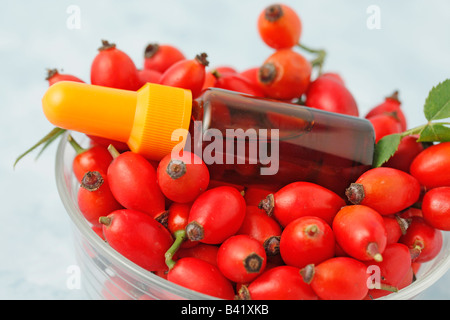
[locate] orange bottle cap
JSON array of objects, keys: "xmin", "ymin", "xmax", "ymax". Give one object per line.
[{"xmin": 42, "ymin": 81, "xmax": 192, "ymax": 160}]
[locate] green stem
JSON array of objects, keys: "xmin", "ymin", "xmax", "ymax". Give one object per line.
[
  {"xmin": 165, "ymin": 229, "xmax": 186, "ymax": 270},
  {"xmin": 67, "ymin": 134, "xmax": 86, "ymax": 155},
  {"xmin": 297, "ymin": 43, "xmax": 327, "ymax": 75}
]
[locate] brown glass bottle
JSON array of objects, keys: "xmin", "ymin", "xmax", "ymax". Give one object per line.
[{"xmin": 186, "ymin": 88, "xmax": 375, "ymax": 197}]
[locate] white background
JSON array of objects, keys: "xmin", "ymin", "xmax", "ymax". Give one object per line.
[{"xmin": 1, "ymin": 0, "xmax": 449, "ymax": 299}]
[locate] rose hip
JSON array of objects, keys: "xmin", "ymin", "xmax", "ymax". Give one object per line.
[
  {"xmin": 99, "ymin": 209, "xmax": 173, "ymax": 272},
  {"xmin": 346, "ymin": 167, "xmax": 421, "ymax": 216},
  {"xmin": 421, "ymin": 187, "xmax": 450, "ymax": 231},
  {"xmin": 186, "ymin": 186, "xmax": 246, "ymax": 244},
  {"xmin": 107, "ymin": 147, "xmax": 165, "ymax": 218},
  {"xmin": 77, "ymin": 171, "xmax": 123, "ymax": 227},
  {"xmin": 332, "ymin": 205, "xmax": 387, "ymax": 262},
  {"xmin": 217, "ymin": 234, "xmax": 267, "ymax": 283},
  {"xmin": 238, "ymin": 265, "xmax": 318, "ymax": 300},
  {"xmin": 259, "ymin": 181, "xmax": 345, "ymax": 227},
  {"xmin": 280, "ymin": 216, "xmax": 335, "ymax": 268},
  {"xmin": 300, "ymin": 257, "xmax": 369, "ymax": 300}
]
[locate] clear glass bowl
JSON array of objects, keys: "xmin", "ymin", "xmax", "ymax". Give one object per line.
[{"xmin": 55, "ymin": 131, "xmax": 450, "ymax": 300}]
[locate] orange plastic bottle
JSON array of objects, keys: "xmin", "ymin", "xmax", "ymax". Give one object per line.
[{"xmin": 42, "ymin": 81, "xmax": 375, "ymax": 196}]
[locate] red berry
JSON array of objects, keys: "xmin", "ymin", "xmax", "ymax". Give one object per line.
[
  {"xmin": 167, "ymin": 202, "xmax": 198, "ymax": 249},
  {"xmin": 257, "ymin": 49, "xmax": 311, "ymax": 100},
  {"xmin": 217, "ymin": 234, "xmax": 267, "ymax": 283},
  {"xmin": 367, "ymin": 112, "xmax": 403, "ymax": 143},
  {"xmin": 409, "ymin": 142, "xmax": 450, "ymax": 189},
  {"xmin": 300, "ymin": 257, "xmax": 369, "ymax": 300},
  {"xmin": 280, "ymin": 216, "xmax": 335, "ymax": 268},
  {"xmin": 259, "ymin": 181, "xmax": 346, "ymax": 227},
  {"xmin": 167, "ymin": 257, "xmax": 235, "ymax": 300},
  {"xmin": 159, "ymin": 53, "xmax": 209, "ymax": 99},
  {"xmin": 236, "ymin": 206, "xmax": 282, "ymax": 256},
  {"xmin": 107, "ymin": 149, "xmax": 165, "ymax": 218},
  {"xmin": 346, "ymin": 167, "xmax": 421, "ymax": 216},
  {"xmin": 421, "ymin": 187, "xmax": 450, "ymax": 231},
  {"xmin": 46, "ymin": 68, "xmax": 84, "ymax": 86},
  {"xmin": 157, "ymin": 151, "xmax": 210, "ymax": 203},
  {"xmin": 213, "ymin": 71, "xmax": 265, "ymax": 97},
  {"xmin": 90, "ymin": 40, "xmax": 141, "ymax": 91},
  {"xmin": 363, "ymin": 243, "xmax": 411, "ymax": 290},
  {"xmin": 305, "ymin": 74, "xmax": 359, "ymax": 117},
  {"xmin": 383, "ymin": 135, "xmax": 426, "ymax": 173},
  {"xmin": 238, "ymin": 266, "xmax": 318, "ymax": 300},
  {"xmin": 143, "ymin": 43, "xmax": 185, "ymax": 73},
  {"xmin": 176, "ymin": 243, "xmax": 219, "ymax": 267},
  {"xmin": 257, "ymin": 4, "xmax": 302, "ymax": 50},
  {"xmin": 399, "ymin": 217, "xmax": 443, "ymax": 263},
  {"xmin": 186, "ymin": 186, "xmax": 246, "ymax": 244},
  {"xmin": 383, "ymin": 215, "xmax": 409, "ymax": 245},
  {"xmin": 77, "ymin": 171, "xmax": 123, "ymax": 227},
  {"xmin": 99, "ymin": 209, "xmax": 173, "ymax": 272},
  {"xmin": 365, "ymin": 91, "xmax": 407, "ymax": 131},
  {"xmin": 332, "ymin": 205, "xmax": 387, "ymax": 262},
  {"xmin": 68, "ymin": 135, "xmax": 113, "ymax": 183},
  {"xmin": 137, "ymin": 68, "xmax": 162, "ymax": 86}
]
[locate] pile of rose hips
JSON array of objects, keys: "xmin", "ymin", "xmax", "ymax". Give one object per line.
[{"xmin": 47, "ymin": 4, "xmax": 450, "ymax": 300}]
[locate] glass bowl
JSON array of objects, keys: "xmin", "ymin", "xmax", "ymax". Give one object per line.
[{"xmin": 55, "ymin": 131, "xmax": 450, "ymax": 300}]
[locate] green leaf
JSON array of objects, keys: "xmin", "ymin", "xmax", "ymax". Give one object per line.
[
  {"xmin": 372, "ymin": 133, "xmax": 403, "ymax": 168},
  {"xmin": 424, "ymin": 79, "xmax": 450, "ymax": 121},
  {"xmin": 418, "ymin": 123, "xmax": 450, "ymax": 142},
  {"xmin": 14, "ymin": 127, "xmax": 66, "ymax": 169}
]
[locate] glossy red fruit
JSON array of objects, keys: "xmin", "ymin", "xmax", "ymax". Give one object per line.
[
  {"xmin": 186, "ymin": 186, "xmax": 246, "ymax": 244},
  {"xmin": 332, "ymin": 205, "xmax": 387, "ymax": 262},
  {"xmin": 236, "ymin": 206, "xmax": 282, "ymax": 256},
  {"xmin": 346, "ymin": 167, "xmax": 421, "ymax": 216},
  {"xmin": 243, "ymin": 185, "xmax": 276, "ymax": 206},
  {"xmin": 176, "ymin": 243, "xmax": 219, "ymax": 267},
  {"xmin": 258, "ymin": 49, "xmax": 311, "ymax": 100},
  {"xmin": 239, "ymin": 67, "xmax": 259, "ymax": 85},
  {"xmin": 383, "ymin": 215, "xmax": 409, "ymax": 245},
  {"xmin": 143, "ymin": 43, "xmax": 185, "ymax": 73},
  {"xmin": 99, "ymin": 209, "xmax": 173, "ymax": 271},
  {"xmin": 364, "ymin": 243, "xmax": 411, "ymax": 289},
  {"xmin": 383, "ymin": 135, "xmax": 426, "ymax": 173},
  {"xmin": 280, "ymin": 216, "xmax": 335, "ymax": 268},
  {"xmin": 77, "ymin": 171, "xmax": 123, "ymax": 227},
  {"xmin": 167, "ymin": 202, "xmax": 197, "ymax": 249},
  {"xmin": 259, "ymin": 181, "xmax": 346, "ymax": 227},
  {"xmin": 319, "ymin": 72, "xmax": 345, "ymax": 85},
  {"xmin": 68, "ymin": 135, "xmax": 113, "ymax": 183},
  {"xmin": 409, "ymin": 142, "xmax": 450, "ymax": 189},
  {"xmin": 365, "ymin": 91, "xmax": 407, "ymax": 131},
  {"xmin": 421, "ymin": 187, "xmax": 450, "ymax": 231},
  {"xmin": 305, "ymin": 74, "xmax": 359, "ymax": 117},
  {"xmin": 157, "ymin": 151, "xmax": 210, "ymax": 204},
  {"xmin": 213, "ymin": 71, "xmax": 265, "ymax": 97},
  {"xmin": 399, "ymin": 217, "xmax": 443, "ymax": 263},
  {"xmin": 107, "ymin": 149, "xmax": 165, "ymax": 218},
  {"xmin": 300, "ymin": 257, "xmax": 369, "ymax": 300},
  {"xmin": 159, "ymin": 53, "xmax": 209, "ymax": 99},
  {"xmin": 137, "ymin": 68, "xmax": 162, "ymax": 86},
  {"xmin": 167, "ymin": 257, "xmax": 235, "ymax": 300},
  {"xmin": 87, "ymin": 135, "xmax": 130, "ymax": 153},
  {"xmin": 367, "ymin": 112, "xmax": 403, "ymax": 143},
  {"xmin": 46, "ymin": 68, "xmax": 84, "ymax": 86},
  {"xmin": 217, "ymin": 234, "xmax": 267, "ymax": 283},
  {"xmin": 257, "ymin": 4, "xmax": 302, "ymax": 50},
  {"xmin": 238, "ymin": 265, "xmax": 318, "ymax": 300},
  {"xmin": 91, "ymin": 40, "xmax": 141, "ymax": 91}
]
